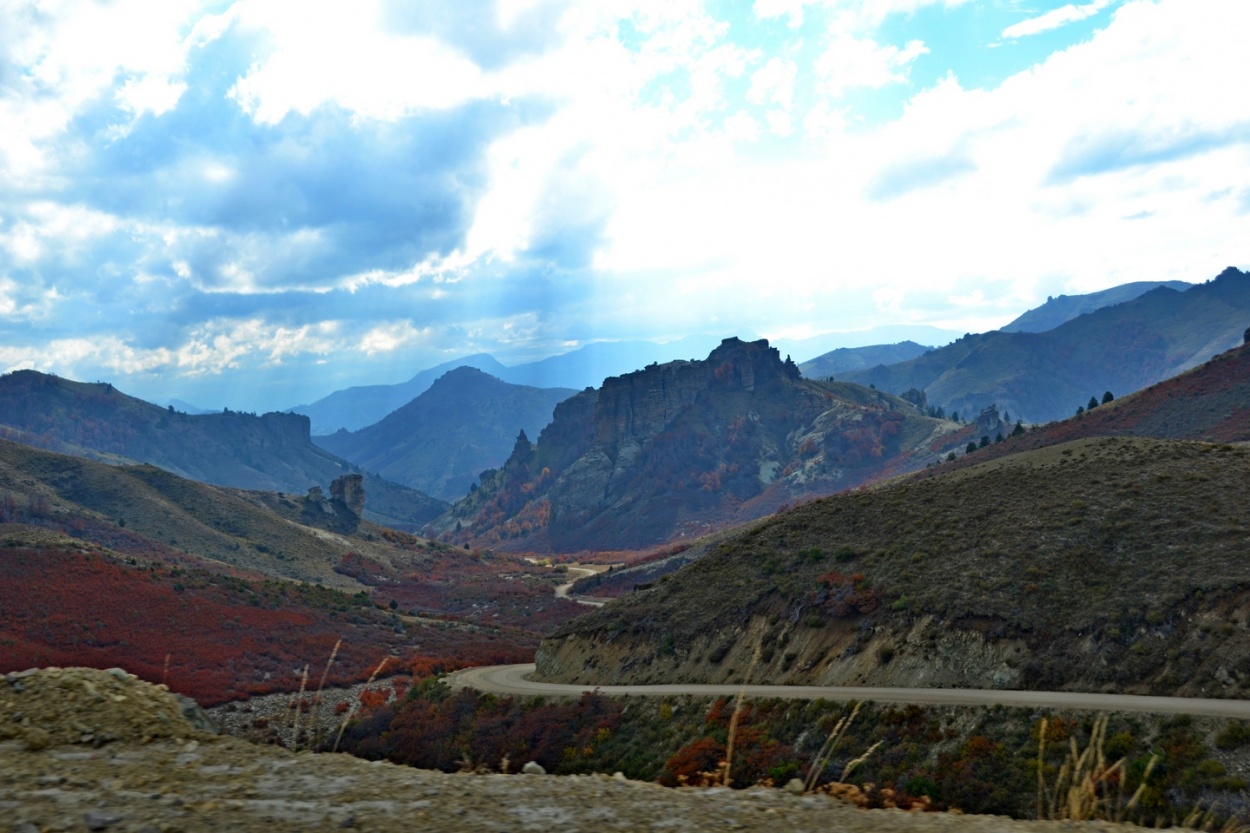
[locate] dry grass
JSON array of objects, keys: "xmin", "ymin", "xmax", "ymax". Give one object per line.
[
  {"xmin": 1037, "ymin": 715, "xmax": 1156, "ymax": 823},
  {"xmin": 332, "ymin": 656, "xmax": 393, "ymax": 753}
]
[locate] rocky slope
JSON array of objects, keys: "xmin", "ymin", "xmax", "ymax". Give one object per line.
[
  {"xmin": 430, "ymin": 338, "xmax": 962, "ymax": 552},
  {"xmin": 842, "ymin": 266, "xmax": 1250, "ymax": 424},
  {"xmin": 315, "ymin": 367, "xmax": 574, "ymax": 501},
  {"xmin": 0, "ymin": 667, "xmax": 1161, "ymax": 833},
  {"xmin": 0, "ymin": 370, "xmax": 445, "ymax": 527},
  {"xmin": 538, "ymin": 436, "xmax": 1250, "ymax": 698}
]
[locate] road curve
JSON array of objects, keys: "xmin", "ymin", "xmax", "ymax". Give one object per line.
[{"xmin": 448, "ymin": 664, "xmax": 1250, "ymax": 718}]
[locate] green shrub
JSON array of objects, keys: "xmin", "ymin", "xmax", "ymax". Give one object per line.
[{"xmin": 1215, "ymin": 721, "xmax": 1250, "ymax": 750}]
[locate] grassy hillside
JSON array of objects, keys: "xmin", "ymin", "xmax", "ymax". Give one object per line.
[{"xmin": 540, "ymin": 435, "xmax": 1250, "ymax": 698}]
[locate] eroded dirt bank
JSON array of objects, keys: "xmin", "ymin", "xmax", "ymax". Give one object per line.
[{"xmin": 0, "ymin": 667, "xmax": 1151, "ymax": 833}]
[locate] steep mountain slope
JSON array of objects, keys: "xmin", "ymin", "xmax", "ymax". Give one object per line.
[
  {"xmin": 1001, "ymin": 280, "xmax": 1192, "ymax": 333},
  {"xmin": 0, "ymin": 371, "xmax": 446, "ymax": 527},
  {"xmin": 842, "ymin": 266, "xmax": 1250, "ymax": 423},
  {"xmin": 430, "ymin": 338, "xmax": 962, "ymax": 552},
  {"xmin": 289, "ymin": 353, "xmax": 510, "ymax": 434},
  {"xmin": 798, "ymin": 341, "xmax": 931, "ymax": 380},
  {"xmin": 315, "ymin": 367, "xmax": 574, "ymax": 501},
  {"xmin": 538, "ymin": 435, "xmax": 1250, "ymax": 700}
]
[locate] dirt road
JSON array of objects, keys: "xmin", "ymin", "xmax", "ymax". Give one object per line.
[
  {"xmin": 554, "ymin": 565, "xmax": 609, "ymax": 607},
  {"xmin": 449, "ymin": 663, "xmax": 1250, "ymax": 717}
]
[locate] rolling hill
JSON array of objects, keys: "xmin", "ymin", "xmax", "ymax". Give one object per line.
[
  {"xmin": 315, "ymin": 367, "xmax": 575, "ymax": 501},
  {"xmin": 0, "ymin": 370, "xmax": 446, "ymax": 527},
  {"xmin": 430, "ymin": 337, "xmax": 964, "ymax": 552},
  {"xmin": 841, "ymin": 266, "xmax": 1250, "ymax": 423}
]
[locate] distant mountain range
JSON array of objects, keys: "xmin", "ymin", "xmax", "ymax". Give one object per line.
[
  {"xmin": 798, "ymin": 341, "xmax": 931, "ymax": 380},
  {"xmin": 0, "ymin": 370, "xmax": 446, "ymax": 527},
  {"xmin": 430, "ymin": 337, "xmax": 964, "ymax": 552},
  {"xmin": 315, "ymin": 367, "xmax": 575, "ymax": 501},
  {"xmin": 289, "ymin": 336, "xmax": 724, "ymax": 434},
  {"xmin": 1000, "ymin": 279, "xmax": 1192, "ymax": 333},
  {"xmin": 840, "ymin": 266, "xmax": 1250, "ymax": 424}
]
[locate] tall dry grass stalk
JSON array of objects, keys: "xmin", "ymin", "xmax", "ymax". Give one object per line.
[
  {"xmin": 805, "ymin": 695, "xmax": 865, "ymax": 790},
  {"xmin": 717, "ymin": 643, "xmax": 762, "ymax": 787},
  {"xmin": 332, "ymin": 656, "xmax": 393, "ymax": 753},
  {"xmin": 288, "ymin": 664, "xmax": 309, "ymax": 750},
  {"xmin": 304, "ymin": 639, "xmax": 342, "ymax": 751},
  {"xmin": 1037, "ymin": 714, "xmax": 1158, "ymax": 823}
]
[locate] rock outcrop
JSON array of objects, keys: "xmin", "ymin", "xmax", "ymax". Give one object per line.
[{"xmin": 430, "ymin": 338, "xmax": 960, "ymax": 552}]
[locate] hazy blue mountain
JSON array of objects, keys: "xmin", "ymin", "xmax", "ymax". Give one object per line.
[
  {"xmin": 162, "ymin": 398, "xmax": 215, "ymax": 415},
  {"xmin": 773, "ymin": 325, "xmax": 962, "ymax": 363},
  {"xmin": 290, "ymin": 353, "xmax": 511, "ymax": 434},
  {"xmin": 840, "ymin": 267, "xmax": 1250, "ymax": 425},
  {"xmin": 798, "ymin": 341, "xmax": 932, "ymax": 380},
  {"xmin": 1002, "ymin": 280, "xmax": 1193, "ymax": 333},
  {"xmin": 315, "ymin": 367, "xmax": 575, "ymax": 501},
  {"xmin": 289, "ymin": 338, "xmax": 726, "ymax": 434}
]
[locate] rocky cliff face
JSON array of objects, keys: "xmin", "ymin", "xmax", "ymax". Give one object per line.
[{"xmin": 431, "ymin": 338, "xmax": 959, "ymax": 552}]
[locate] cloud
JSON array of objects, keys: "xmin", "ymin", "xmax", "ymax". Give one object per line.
[
  {"xmin": 865, "ymin": 149, "xmax": 977, "ymax": 200},
  {"xmin": 814, "ymin": 34, "xmax": 928, "ymax": 98},
  {"xmin": 1, "ymin": 0, "xmax": 1248, "ymax": 411},
  {"xmin": 1002, "ymin": 0, "xmax": 1118, "ymax": 40}
]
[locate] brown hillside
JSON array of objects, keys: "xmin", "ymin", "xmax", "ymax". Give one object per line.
[{"xmin": 539, "ymin": 436, "xmax": 1250, "ymax": 699}]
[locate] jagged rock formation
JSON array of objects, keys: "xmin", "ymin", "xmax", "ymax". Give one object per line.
[
  {"xmin": 329, "ymin": 474, "xmax": 366, "ymax": 516},
  {"xmin": 301, "ymin": 474, "xmax": 366, "ymax": 533},
  {"xmin": 430, "ymin": 338, "xmax": 961, "ymax": 552}
]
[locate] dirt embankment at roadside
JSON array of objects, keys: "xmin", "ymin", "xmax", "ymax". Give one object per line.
[{"xmin": 2, "ymin": 666, "xmax": 1152, "ymax": 833}]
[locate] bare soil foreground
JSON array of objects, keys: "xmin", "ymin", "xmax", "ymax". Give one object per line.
[{"xmin": 0, "ymin": 667, "xmax": 1152, "ymax": 833}]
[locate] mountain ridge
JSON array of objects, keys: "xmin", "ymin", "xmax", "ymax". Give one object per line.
[
  {"xmin": 315, "ymin": 367, "xmax": 575, "ymax": 501},
  {"xmin": 431, "ymin": 337, "xmax": 963, "ymax": 552},
  {"xmin": 841, "ymin": 266, "xmax": 1250, "ymax": 423},
  {"xmin": 0, "ymin": 370, "xmax": 446, "ymax": 528}
]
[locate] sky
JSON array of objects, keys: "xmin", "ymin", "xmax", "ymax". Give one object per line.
[{"xmin": 0, "ymin": 0, "xmax": 1247, "ymax": 411}]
